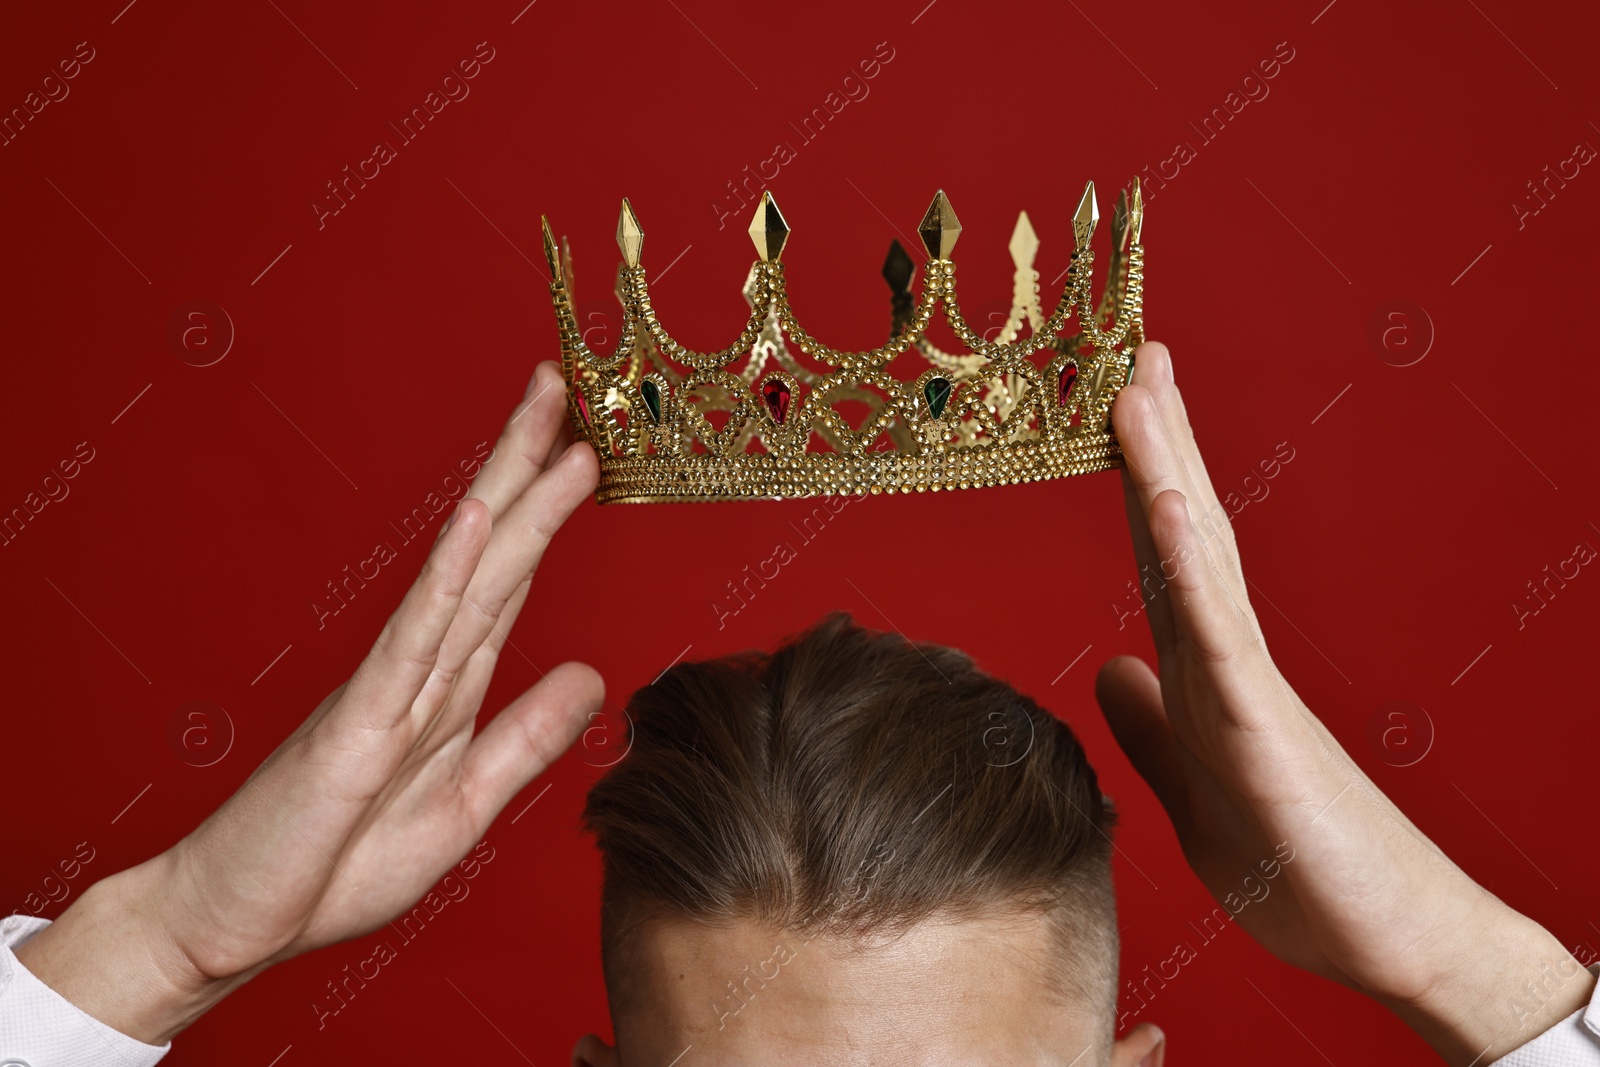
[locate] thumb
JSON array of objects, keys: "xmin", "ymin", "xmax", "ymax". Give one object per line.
[
  {"xmin": 462, "ymin": 660, "xmax": 605, "ymax": 830},
  {"xmin": 1095, "ymin": 656, "xmax": 1185, "ymax": 817}
]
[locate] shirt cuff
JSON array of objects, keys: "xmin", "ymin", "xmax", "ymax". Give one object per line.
[
  {"xmin": 1492, "ymin": 962, "xmax": 1600, "ymax": 1067},
  {"xmin": 0, "ymin": 914, "xmax": 170, "ymax": 1067}
]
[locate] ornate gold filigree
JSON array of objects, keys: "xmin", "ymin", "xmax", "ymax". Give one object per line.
[{"xmin": 542, "ymin": 182, "xmax": 1146, "ymax": 503}]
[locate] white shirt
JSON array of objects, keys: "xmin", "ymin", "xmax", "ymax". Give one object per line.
[
  {"xmin": 2, "ymin": 913, "xmax": 1597, "ymax": 1064},
  {"xmin": 1495, "ymin": 962, "xmax": 1600, "ymax": 1067},
  {"xmin": 0, "ymin": 916, "xmax": 167, "ymax": 1067}
]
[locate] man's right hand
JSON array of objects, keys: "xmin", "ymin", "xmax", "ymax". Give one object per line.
[
  {"xmin": 1095, "ymin": 341, "xmax": 1592, "ymax": 1065},
  {"xmin": 15, "ymin": 361, "xmax": 603, "ymax": 1046}
]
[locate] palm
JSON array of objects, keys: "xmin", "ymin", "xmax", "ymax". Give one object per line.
[
  {"xmin": 286, "ymin": 677, "xmax": 493, "ymax": 951},
  {"xmin": 1149, "ymin": 666, "xmax": 1349, "ymax": 981}
]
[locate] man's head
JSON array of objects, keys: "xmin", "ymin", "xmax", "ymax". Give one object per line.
[{"xmin": 576, "ymin": 613, "xmax": 1160, "ymax": 1066}]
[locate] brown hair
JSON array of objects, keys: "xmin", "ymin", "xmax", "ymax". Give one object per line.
[{"xmin": 582, "ymin": 612, "xmax": 1118, "ymax": 1026}]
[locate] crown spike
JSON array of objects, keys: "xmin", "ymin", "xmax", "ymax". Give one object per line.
[
  {"xmin": 882, "ymin": 239, "xmax": 915, "ymax": 294},
  {"xmin": 918, "ymin": 189, "xmax": 961, "ymax": 260},
  {"xmin": 1008, "ymin": 210, "xmax": 1039, "ymax": 270},
  {"xmin": 616, "ymin": 198, "xmax": 644, "ymax": 268},
  {"xmin": 1072, "ymin": 182, "xmax": 1099, "ymax": 249},
  {"xmin": 1111, "ymin": 189, "xmax": 1129, "ymax": 251},
  {"xmin": 1128, "ymin": 176, "xmax": 1144, "ymax": 246},
  {"xmin": 541, "ymin": 215, "xmax": 560, "ymax": 275},
  {"xmin": 748, "ymin": 191, "xmax": 790, "ymax": 262}
]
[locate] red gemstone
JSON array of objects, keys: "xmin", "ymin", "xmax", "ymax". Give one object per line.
[
  {"xmin": 574, "ymin": 380, "xmax": 590, "ymax": 426},
  {"xmin": 762, "ymin": 377, "xmax": 791, "ymax": 424},
  {"xmin": 1057, "ymin": 362, "xmax": 1078, "ymax": 407}
]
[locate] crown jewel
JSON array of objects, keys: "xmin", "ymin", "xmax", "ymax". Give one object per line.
[{"xmin": 543, "ymin": 182, "xmax": 1145, "ymax": 503}]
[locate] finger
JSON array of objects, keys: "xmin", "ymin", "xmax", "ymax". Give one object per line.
[
  {"xmin": 1114, "ymin": 380, "xmax": 1206, "ymax": 566},
  {"xmin": 466, "ymin": 361, "xmax": 571, "ymax": 521},
  {"xmin": 1113, "ymin": 380, "xmax": 1186, "ymax": 510},
  {"xmin": 434, "ymin": 441, "xmax": 599, "ymax": 676},
  {"xmin": 339, "ymin": 498, "xmax": 493, "ymax": 728},
  {"xmin": 1139, "ymin": 343, "xmax": 1223, "ymax": 515},
  {"xmin": 479, "ymin": 415, "xmax": 578, "ymax": 648},
  {"xmin": 462, "ymin": 660, "xmax": 605, "ymax": 831},
  {"xmin": 1119, "ymin": 462, "xmax": 1177, "ymax": 656},
  {"xmin": 1145, "ymin": 488, "xmax": 1272, "ymax": 719},
  {"xmin": 1134, "ymin": 342, "xmax": 1246, "ymax": 602},
  {"xmin": 1115, "ymin": 379, "xmax": 1261, "ymax": 641},
  {"xmin": 1095, "ymin": 656, "xmax": 1186, "ymax": 819},
  {"xmin": 545, "ymin": 412, "xmax": 576, "ymax": 471},
  {"xmin": 1112, "ymin": 383, "xmax": 1185, "ymax": 656},
  {"xmin": 485, "ymin": 574, "xmax": 533, "ymax": 655}
]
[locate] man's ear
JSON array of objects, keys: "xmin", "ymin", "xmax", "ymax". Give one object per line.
[
  {"xmin": 1110, "ymin": 1022, "xmax": 1165, "ymax": 1067},
  {"xmin": 572, "ymin": 1033, "xmax": 619, "ymax": 1067}
]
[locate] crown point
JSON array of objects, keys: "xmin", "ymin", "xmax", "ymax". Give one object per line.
[
  {"xmin": 918, "ymin": 189, "xmax": 961, "ymax": 260},
  {"xmin": 541, "ymin": 215, "xmax": 559, "ymax": 273},
  {"xmin": 1128, "ymin": 176, "xmax": 1144, "ymax": 245},
  {"xmin": 882, "ymin": 239, "xmax": 915, "ymax": 294},
  {"xmin": 748, "ymin": 191, "xmax": 790, "ymax": 262},
  {"xmin": 1111, "ymin": 189, "xmax": 1129, "ymax": 251},
  {"xmin": 616, "ymin": 198, "xmax": 644, "ymax": 268},
  {"xmin": 1008, "ymin": 210, "xmax": 1039, "ymax": 269},
  {"xmin": 1073, "ymin": 182, "xmax": 1099, "ymax": 249}
]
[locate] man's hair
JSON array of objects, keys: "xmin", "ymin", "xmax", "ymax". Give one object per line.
[{"xmin": 582, "ymin": 612, "xmax": 1119, "ymax": 1030}]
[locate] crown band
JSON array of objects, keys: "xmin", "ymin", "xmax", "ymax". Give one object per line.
[{"xmin": 543, "ymin": 182, "xmax": 1145, "ymax": 504}]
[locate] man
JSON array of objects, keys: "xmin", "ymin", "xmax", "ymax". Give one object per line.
[
  {"xmin": 575, "ymin": 609, "xmax": 1130, "ymax": 1064},
  {"xmin": 4, "ymin": 344, "xmax": 1595, "ymax": 1065}
]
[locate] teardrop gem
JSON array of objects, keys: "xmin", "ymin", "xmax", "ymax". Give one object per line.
[
  {"xmin": 924, "ymin": 376, "xmax": 952, "ymax": 418},
  {"xmin": 761, "ymin": 377, "xmax": 792, "ymax": 424},
  {"xmin": 640, "ymin": 379, "xmax": 663, "ymax": 422},
  {"xmin": 1057, "ymin": 362, "xmax": 1078, "ymax": 407}
]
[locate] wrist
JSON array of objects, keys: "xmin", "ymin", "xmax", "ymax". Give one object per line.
[
  {"xmin": 13, "ymin": 856, "xmax": 232, "ymax": 1044},
  {"xmin": 1381, "ymin": 898, "xmax": 1595, "ymax": 1066}
]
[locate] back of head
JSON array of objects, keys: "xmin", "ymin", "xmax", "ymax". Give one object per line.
[{"xmin": 582, "ymin": 612, "xmax": 1118, "ymax": 1051}]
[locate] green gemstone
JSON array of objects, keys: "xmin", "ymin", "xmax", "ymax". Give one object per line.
[
  {"xmin": 924, "ymin": 376, "xmax": 952, "ymax": 418},
  {"xmin": 640, "ymin": 379, "xmax": 662, "ymax": 422}
]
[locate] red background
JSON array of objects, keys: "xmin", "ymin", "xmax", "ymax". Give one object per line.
[{"xmin": 3, "ymin": 0, "xmax": 1597, "ymax": 1062}]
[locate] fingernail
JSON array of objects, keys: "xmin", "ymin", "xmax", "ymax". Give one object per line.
[
  {"xmin": 524, "ymin": 366, "xmax": 542, "ymax": 399},
  {"xmin": 441, "ymin": 501, "xmax": 464, "ymax": 535},
  {"xmin": 1164, "ymin": 349, "xmax": 1175, "ymax": 383}
]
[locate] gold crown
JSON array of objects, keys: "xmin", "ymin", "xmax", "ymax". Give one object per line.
[{"xmin": 541, "ymin": 180, "xmax": 1145, "ymax": 504}]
